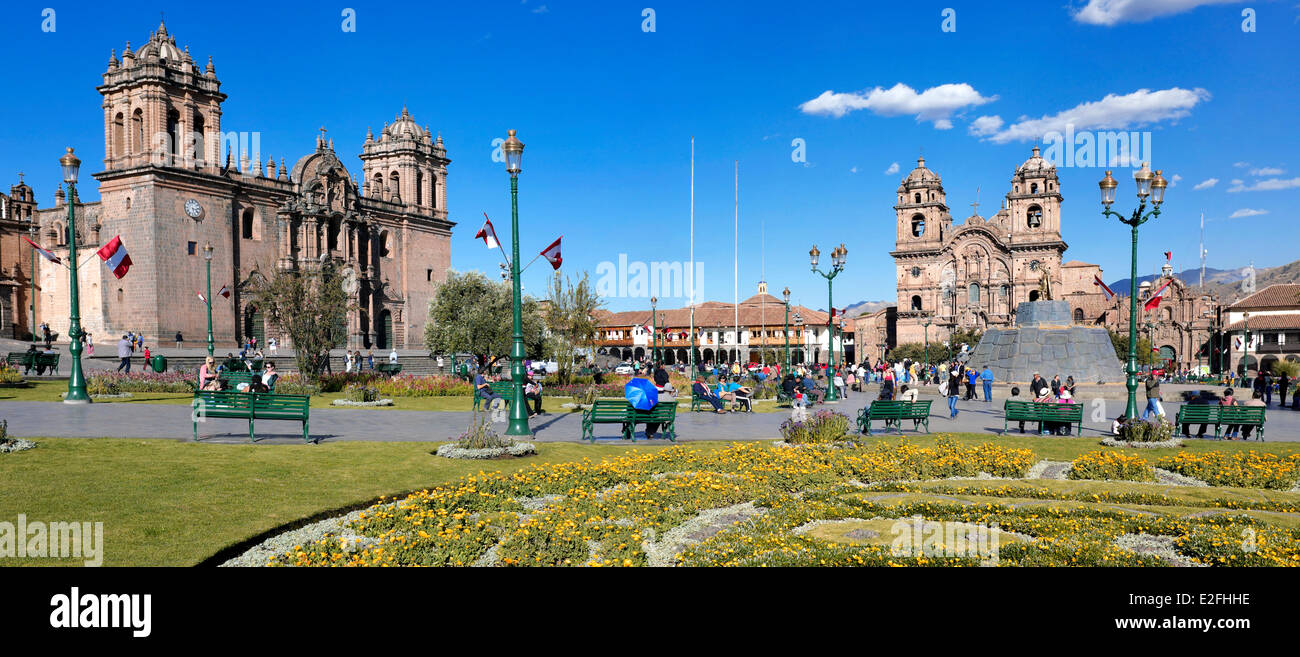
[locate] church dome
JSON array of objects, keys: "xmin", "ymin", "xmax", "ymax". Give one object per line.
[
  {"xmin": 904, "ymin": 157, "xmax": 941, "ymax": 185},
  {"xmin": 136, "ymin": 21, "xmax": 184, "ymax": 62},
  {"xmin": 384, "ymin": 107, "xmax": 423, "ymax": 141},
  {"xmin": 1016, "ymin": 145, "xmax": 1056, "ymax": 176}
]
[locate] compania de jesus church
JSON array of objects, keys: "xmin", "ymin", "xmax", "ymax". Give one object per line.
[
  {"xmin": 14, "ymin": 22, "xmax": 454, "ymax": 349},
  {"xmin": 859, "ymin": 148, "xmax": 1110, "ymax": 347}
]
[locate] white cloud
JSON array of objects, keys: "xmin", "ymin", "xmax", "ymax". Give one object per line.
[
  {"xmin": 1170, "ymin": 174, "xmax": 1183, "ymax": 187},
  {"xmin": 799, "ymin": 83, "xmax": 997, "ymax": 129},
  {"xmin": 1072, "ymin": 0, "xmax": 1247, "ymax": 26},
  {"xmin": 969, "ymin": 115, "xmax": 1005, "ymax": 137},
  {"xmin": 1233, "ymin": 161, "xmax": 1250, "ymax": 168},
  {"xmin": 1250, "ymin": 166, "xmax": 1285, "ymax": 176},
  {"xmin": 884, "ymin": 162, "xmax": 900, "ymax": 175},
  {"xmin": 1229, "ymin": 208, "xmax": 1269, "ymax": 218},
  {"xmin": 1228, "ymin": 177, "xmax": 1300, "ymax": 192},
  {"xmin": 850, "ymin": 166, "xmax": 859, "ymax": 174},
  {"xmin": 973, "ymin": 87, "xmax": 1210, "ymax": 143},
  {"xmin": 1193, "ymin": 177, "xmax": 1219, "ymax": 190}
]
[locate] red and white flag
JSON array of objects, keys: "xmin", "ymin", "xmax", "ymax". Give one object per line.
[
  {"xmin": 1093, "ymin": 274, "xmax": 1116, "ymax": 300},
  {"xmin": 22, "ymin": 237, "xmax": 61, "ymax": 264},
  {"xmin": 218, "ymin": 285, "xmax": 231, "ymax": 299},
  {"xmin": 540, "ymin": 236, "xmax": 562, "ymax": 270},
  {"xmin": 197, "ymin": 291, "xmax": 208, "ymax": 305},
  {"xmin": 1144, "ymin": 278, "xmax": 1173, "ymax": 312},
  {"xmin": 475, "ymin": 212, "xmax": 500, "ymax": 249},
  {"xmin": 1164, "ymin": 251, "xmax": 1173, "ymax": 262},
  {"xmin": 96, "ymin": 235, "xmax": 132, "ymax": 279}
]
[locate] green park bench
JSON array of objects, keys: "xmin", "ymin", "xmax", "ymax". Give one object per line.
[
  {"xmin": 691, "ymin": 387, "xmax": 751, "ymax": 412},
  {"xmin": 857, "ymin": 400, "xmax": 932, "ymax": 435},
  {"xmin": 377, "ymin": 363, "xmax": 403, "ymax": 376},
  {"xmin": 191, "ymin": 390, "xmax": 311, "ymax": 443},
  {"xmin": 472, "ymin": 381, "xmax": 514, "ymax": 411},
  {"xmin": 1004, "ymin": 400, "xmax": 1084, "ymax": 436},
  {"xmin": 222, "ymin": 358, "xmax": 251, "ymax": 373},
  {"xmin": 217, "ymin": 371, "xmax": 275, "ymax": 392},
  {"xmin": 7, "ymin": 351, "xmax": 61, "ymax": 375},
  {"xmin": 1175, "ymin": 405, "xmax": 1267, "ymax": 440},
  {"xmin": 580, "ymin": 399, "xmax": 678, "ymax": 443}
]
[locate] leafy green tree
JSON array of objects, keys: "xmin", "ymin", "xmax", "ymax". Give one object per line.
[
  {"xmin": 545, "ymin": 271, "xmax": 604, "ymax": 383},
  {"xmin": 248, "ymin": 260, "xmax": 352, "ymax": 381},
  {"xmin": 1109, "ymin": 330, "xmax": 1154, "ymax": 367},
  {"xmin": 425, "ymin": 270, "xmax": 545, "ymax": 370}
]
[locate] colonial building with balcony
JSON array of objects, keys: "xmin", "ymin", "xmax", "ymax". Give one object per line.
[{"xmin": 1223, "ymin": 284, "xmax": 1300, "ymax": 375}]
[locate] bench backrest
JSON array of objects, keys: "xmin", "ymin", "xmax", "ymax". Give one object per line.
[
  {"xmin": 193, "ymin": 390, "xmax": 255, "ymax": 410},
  {"xmin": 251, "ymin": 394, "xmax": 310, "ymax": 415},
  {"xmin": 1177, "ymin": 405, "xmax": 1220, "ymax": 420},
  {"xmin": 634, "ymin": 402, "xmax": 678, "ymax": 421},
  {"xmin": 1219, "ymin": 406, "xmax": 1265, "ymax": 422},
  {"xmin": 869, "ymin": 400, "xmax": 931, "ymax": 415},
  {"xmin": 589, "ymin": 399, "xmax": 633, "ymax": 419}
]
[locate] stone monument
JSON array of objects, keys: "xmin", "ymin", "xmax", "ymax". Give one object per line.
[{"xmin": 966, "ymin": 300, "xmax": 1124, "ymax": 384}]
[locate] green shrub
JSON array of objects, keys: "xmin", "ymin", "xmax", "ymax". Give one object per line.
[
  {"xmin": 1117, "ymin": 418, "xmax": 1175, "ymax": 442},
  {"xmin": 455, "ymin": 416, "xmax": 515, "ymax": 449},
  {"xmin": 345, "ymin": 384, "xmax": 380, "ymax": 403},
  {"xmin": 780, "ymin": 410, "xmax": 851, "ymax": 445}
]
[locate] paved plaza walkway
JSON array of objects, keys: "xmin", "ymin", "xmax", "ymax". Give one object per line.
[{"xmin": 3, "ymin": 394, "xmax": 1296, "ymax": 444}]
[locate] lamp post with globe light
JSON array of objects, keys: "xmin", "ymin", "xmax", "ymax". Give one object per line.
[{"xmin": 59, "ymin": 148, "xmax": 90, "ymax": 404}]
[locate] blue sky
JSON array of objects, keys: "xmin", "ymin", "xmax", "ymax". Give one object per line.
[{"xmin": 1, "ymin": 0, "xmax": 1297, "ymax": 312}]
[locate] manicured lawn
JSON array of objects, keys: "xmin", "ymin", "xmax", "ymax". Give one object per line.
[
  {"xmin": 0, "ymin": 437, "xmax": 714, "ymax": 567},
  {"xmin": 890, "ymin": 432, "xmax": 1300, "ymax": 462}
]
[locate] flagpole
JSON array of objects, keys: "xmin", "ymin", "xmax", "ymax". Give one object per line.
[
  {"xmin": 734, "ymin": 159, "xmax": 739, "ymax": 367},
  {"xmin": 689, "ymin": 137, "xmax": 696, "ymax": 378}
]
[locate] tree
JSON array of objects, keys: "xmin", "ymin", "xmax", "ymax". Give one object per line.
[
  {"xmin": 544, "ymin": 271, "xmax": 604, "ymax": 383},
  {"xmin": 425, "ymin": 270, "xmax": 546, "ymax": 370},
  {"xmin": 248, "ymin": 259, "xmax": 352, "ymax": 381},
  {"xmin": 1109, "ymin": 330, "xmax": 1154, "ymax": 367}
]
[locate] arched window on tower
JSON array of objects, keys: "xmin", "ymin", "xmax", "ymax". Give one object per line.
[
  {"xmin": 430, "ymin": 174, "xmax": 438, "ymax": 209},
  {"xmin": 379, "ymin": 230, "xmax": 391, "ymax": 258},
  {"xmin": 911, "ymin": 214, "xmax": 925, "ymax": 237},
  {"xmin": 415, "ymin": 170, "xmax": 423, "ymax": 207},
  {"xmin": 1074, "ymin": 308, "xmax": 1085, "ymax": 323},
  {"xmin": 327, "ymin": 217, "xmax": 341, "ymax": 252},
  {"xmin": 192, "ymin": 112, "xmax": 206, "ymax": 168},
  {"xmin": 389, "ymin": 172, "xmax": 401, "ymax": 201},
  {"xmin": 1027, "ymin": 205, "xmax": 1043, "ymax": 228},
  {"xmin": 911, "ymin": 295, "xmax": 922, "ymax": 311},
  {"xmin": 1031, "ymin": 183, "xmax": 1039, "ymax": 194},
  {"xmin": 241, "ymin": 208, "xmax": 255, "ymax": 240},
  {"xmin": 112, "ymin": 113, "xmax": 125, "ymax": 159},
  {"xmin": 914, "ymin": 193, "xmax": 921, "ymax": 204},
  {"xmin": 373, "ymin": 173, "xmax": 384, "ymax": 198},
  {"xmin": 166, "ymin": 109, "xmax": 180, "ymax": 162},
  {"xmin": 132, "ymin": 109, "xmax": 144, "ymax": 155}
]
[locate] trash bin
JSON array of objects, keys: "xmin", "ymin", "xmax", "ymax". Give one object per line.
[{"xmin": 151, "ymin": 355, "xmax": 167, "ymax": 373}]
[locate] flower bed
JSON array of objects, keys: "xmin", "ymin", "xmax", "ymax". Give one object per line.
[
  {"xmin": 1067, "ymin": 450, "xmax": 1156, "ymax": 482},
  {"xmin": 88, "ymin": 371, "xmax": 196, "ymax": 394},
  {"xmin": 1156, "ymin": 451, "xmax": 1300, "ymax": 490},
  {"xmin": 779, "ymin": 410, "xmax": 851, "ymax": 445}
]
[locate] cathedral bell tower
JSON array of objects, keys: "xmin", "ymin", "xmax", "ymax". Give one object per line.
[
  {"xmin": 98, "ymin": 21, "xmax": 226, "ymax": 173},
  {"xmin": 359, "ymin": 108, "xmax": 450, "ymax": 221}
]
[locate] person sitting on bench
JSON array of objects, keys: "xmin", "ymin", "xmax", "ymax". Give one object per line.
[
  {"xmin": 1236, "ymin": 389, "xmax": 1266, "ymax": 440},
  {"xmin": 801, "ymin": 373, "xmax": 825, "ymax": 405},
  {"xmin": 693, "ymin": 376, "xmax": 728, "ymax": 414},
  {"xmin": 475, "ymin": 370, "xmax": 501, "ymax": 411},
  {"xmin": 879, "ymin": 378, "xmax": 895, "ymax": 401},
  {"xmin": 897, "ymin": 384, "xmax": 923, "ymax": 430}
]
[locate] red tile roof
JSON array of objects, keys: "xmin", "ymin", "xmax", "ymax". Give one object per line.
[{"xmin": 1230, "ymin": 284, "xmax": 1300, "ymax": 310}]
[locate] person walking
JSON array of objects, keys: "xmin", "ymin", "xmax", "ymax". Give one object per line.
[
  {"xmin": 116, "ymin": 335, "xmax": 132, "ymax": 372},
  {"xmin": 1259, "ymin": 371, "xmax": 1273, "ymax": 406},
  {"xmin": 1142, "ymin": 374, "xmax": 1165, "ymax": 420},
  {"xmin": 946, "ymin": 367, "xmax": 962, "ymax": 419},
  {"xmin": 980, "ymin": 366, "xmax": 994, "ymax": 403},
  {"xmin": 268, "ymin": 337, "xmax": 278, "ymax": 356},
  {"xmin": 367, "ymin": 349, "xmax": 375, "ymax": 370}
]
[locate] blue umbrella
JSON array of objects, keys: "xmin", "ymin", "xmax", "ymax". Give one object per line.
[{"xmin": 624, "ymin": 378, "xmax": 659, "ymax": 410}]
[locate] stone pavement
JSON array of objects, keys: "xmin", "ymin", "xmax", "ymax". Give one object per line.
[{"xmin": 2, "ymin": 393, "xmax": 1296, "ymax": 444}]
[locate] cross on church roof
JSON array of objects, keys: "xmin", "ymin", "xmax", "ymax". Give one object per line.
[{"xmin": 16, "ymin": 172, "xmax": 23, "ymax": 184}]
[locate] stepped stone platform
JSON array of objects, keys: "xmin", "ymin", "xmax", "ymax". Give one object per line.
[{"xmin": 967, "ymin": 301, "xmax": 1125, "ymax": 384}]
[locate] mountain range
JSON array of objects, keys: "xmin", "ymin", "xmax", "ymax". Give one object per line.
[{"xmin": 1109, "ymin": 258, "xmax": 1300, "ymax": 305}]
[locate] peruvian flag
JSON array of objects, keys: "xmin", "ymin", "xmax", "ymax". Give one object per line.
[
  {"xmin": 475, "ymin": 212, "xmax": 500, "ymax": 249},
  {"xmin": 1164, "ymin": 251, "xmax": 1173, "ymax": 262},
  {"xmin": 96, "ymin": 235, "xmax": 132, "ymax": 279},
  {"xmin": 1144, "ymin": 278, "xmax": 1173, "ymax": 312},
  {"xmin": 1093, "ymin": 274, "xmax": 1116, "ymax": 300},
  {"xmin": 197, "ymin": 291, "xmax": 208, "ymax": 305},
  {"xmin": 540, "ymin": 236, "xmax": 562, "ymax": 270},
  {"xmin": 218, "ymin": 284, "xmax": 231, "ymax": 299},
  {"xmin": 22, "ymin": 237, "xmax": 61, "ymax": 264}
]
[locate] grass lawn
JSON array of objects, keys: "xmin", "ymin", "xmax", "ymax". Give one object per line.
[{"xmin": 0, "ymin": 437, "xmax": 715, "ymax": 567}]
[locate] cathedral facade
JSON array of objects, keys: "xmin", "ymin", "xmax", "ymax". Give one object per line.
[
  {"xmin": 31, "ymin": 22, "xmax": 453, "ymax": 350},
  {"xmin": 884, "ymin": 148, "xmax": 1108, "ymax": 346}
]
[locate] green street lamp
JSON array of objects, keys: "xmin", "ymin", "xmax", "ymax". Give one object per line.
[
  {"xmin": 782, "ymin": 287, "xmax": 792, "ymax": 370},
  {"xmin": 60, "ymin": 148, "xmax": 90, "ymax": 404},
  {"xmin": 923, "ymin": 318, "xmax": 932, "ymax": 370},
  {"xmin": 1242, "ymin": 311, "xmax": 1252, "ymax": 378},
  {"xmin": 502, "ymin": 130, "xmax": 531, "ymax": 437},
  {"xmin": 810, "ymin": 243, "xmax": 846, "ymax": 401},
  {"xmin": 1100, "ymin": 164, "xmax": 1167, "ymax": 420},
  {"xmin": 203, "ymin": 242, "xmax": 215, "ymax": 357},
  {"xmin": 650, "ymin": 296, "xmax": 658, "ymax": 365},
  {"xmin": 28, "ymin": 221, "xmax": 37, "ymax": 348}
]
